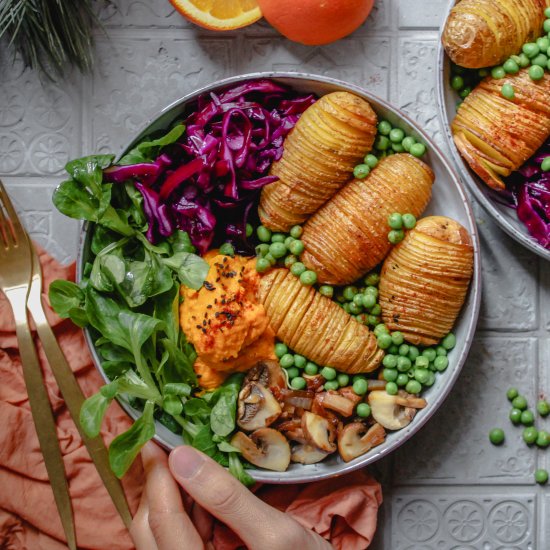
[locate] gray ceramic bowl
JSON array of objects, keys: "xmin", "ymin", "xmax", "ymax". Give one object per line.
[
  {"xmin": 437, "ymin": 1, "xmax": 550, "ymax": 261},
  {"xmin": 78, "ymin": 72, "xmax": 481, "ymax": 483}
]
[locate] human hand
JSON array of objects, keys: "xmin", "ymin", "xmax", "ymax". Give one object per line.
[{"xmin": 130, "ymin": 442, "xmax": 333, "ymax": 550}]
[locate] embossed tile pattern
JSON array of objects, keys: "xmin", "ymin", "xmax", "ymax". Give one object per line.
[{"xmin": 1, "ymin": 0, "xmax": 549, "ymax": 547}]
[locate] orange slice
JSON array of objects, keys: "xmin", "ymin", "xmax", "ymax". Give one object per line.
[{"xmin": 170, "ymin": 0, "xmax": 262, "ymax": 30}]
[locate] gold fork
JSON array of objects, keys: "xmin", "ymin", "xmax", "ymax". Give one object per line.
[{"xmin": 0, "ymin": 180, "xmax": 77, "ymax": 550}]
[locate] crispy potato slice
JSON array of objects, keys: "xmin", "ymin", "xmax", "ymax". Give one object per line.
[
  {"xmin": 452, "ymin": 69, "xmax": 550, "ymax": 190},
  {"xmin": 379, "ymin": 216, "xmax": 474, "ymax": 346},
  {"xmin": 442, "ymin": 0, "xmax": 549, "ymax": 68},
  {"xmin": 259, "ymin": 269, "xmax": 383, "ymax": 373},
  {"xmin": 259, "ymin": 91, "xmax": 377, "ymax": 231},
  {"xmin": 301, "ymin": 154, "xmax": 434, "ymax": 285}
]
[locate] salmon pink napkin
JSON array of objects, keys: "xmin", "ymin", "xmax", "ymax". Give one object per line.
[{"xmin": 0, "ymin": 246, "xmax": 382, "ymax": 550}]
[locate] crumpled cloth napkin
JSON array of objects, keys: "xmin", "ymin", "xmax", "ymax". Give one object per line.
[{"xmin": 0, "ymin": 246, "xmax": 382, "ymax": 550}]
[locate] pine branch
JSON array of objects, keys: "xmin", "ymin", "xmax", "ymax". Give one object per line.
[{"xmin": 0, "ymin": 0, "xmax": 103, "ymax": 80}]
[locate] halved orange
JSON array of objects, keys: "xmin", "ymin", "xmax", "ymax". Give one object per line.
[{"xmin": 170, "ymin": 0, "xmax": 262, "ymax": 31}]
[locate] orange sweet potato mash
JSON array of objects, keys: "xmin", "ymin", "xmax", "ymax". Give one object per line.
[{"xmin": 180, "ymin": 251, "xmax": 275, "ymax": 389}]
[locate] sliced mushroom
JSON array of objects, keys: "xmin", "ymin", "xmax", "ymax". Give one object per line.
[
  {"xmin": 291, "ymin": 443, "xmax": 331, "ymax": 464},
  {"xmin": 367, "ymin": 391, "xmax": 427, "ymax": 430},
  {"xmin": 243, "ymin": 360, "xmax": 286, "ymax": 390},
  {"xmin": 321, "ymin": 391, "xmax": 356, "ymax": 417},
  {"xmin": 237, "ymin": 383, "xmax": 282, "ymax": 431},
  {"xmin": 277, "ymin": 419, "xmax": 306, "ymax": 443},
  {"xmin": 231, "ymin": 428, "xmax": 291, "ymax": 472},
  {"xmin": 301, "ymin": 411, "xmax": 337, "ymax": 452},
  {"xmin": 337, "ymin": 422, "xmax": 386, "ymax": 462}
]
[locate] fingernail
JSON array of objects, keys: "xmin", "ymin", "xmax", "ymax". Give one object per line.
[{"xmin": 169, "ymin": 446, "xmax": 205, "ymax": 480}]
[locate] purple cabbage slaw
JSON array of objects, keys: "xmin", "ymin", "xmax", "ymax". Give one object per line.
[
  {"xmin": 104, "ymin": 80, "xmax": 316, "ymax": 253},
  {"xmin": 505, "ymin": 141, "xmax": 550, "ymax": 249}
]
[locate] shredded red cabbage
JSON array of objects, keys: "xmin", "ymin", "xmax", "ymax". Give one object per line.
[
  {"xmin": 506, "ymin": 142, "xmax": 550, "ymax": 249},
  {"xmin": 109, "ymin": 80, "xmax": 316, "ymax": 253}
]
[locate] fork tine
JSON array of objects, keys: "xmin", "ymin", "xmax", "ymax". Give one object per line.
[{"xmin": 0, "ymin": 179, "xmax": 23, "ymax": 245}]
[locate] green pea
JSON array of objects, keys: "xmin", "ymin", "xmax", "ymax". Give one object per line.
[
  {"xmin": 270, "ymin": 233, "xmax": 284, "ymax": 244},
  {"xmin": 321, "ymin": 366, "xmax": 337, "ymax": 381},
  {"xmin": 285, "ymin": 367, "xmax": 299, "ymax": 380},
  {"xmin": 501, "ymin": 83, "xmax": 515, "ymax": 99},
  {"xmin": 536, "ymin": 430, "xmax": 550, "ymax": 448},
  {"xmin": 398, "ymin": 344, "xmax": 410, "ymax": 356},
  {"xmin": 256, "ymin": 243, "xmax": 269, "ymax": 257},
  {"xmin": 529, "ymin": 65, "xmax": 545, "ymax": 80},
  {"xmin": 509, "ymin": 408, "xmax": 522, "ymax": 424},
  {"xmin": 388, "ymin": 344, "xmax": 399, "ymax": 355},
  {"xmin": 544, "ymin": 19, "xmax": 550, "ymax": 33},
  {"xmin": 442, "ymin": 333, "xmax": 456, "ymax": 350},
  {"xmin": 343, "ymin": 286, "xmax": 358, "ymax": 301},
  {"xmin": 291, "ymin": 354, "xmax": 305, "ymax": 369},
  {"xmin": 537, "ymin": 36, "xmax": 550, "ymax": 51},
  {"xmin": 410, "ymin": 143, "xmax": 427, "ymax": 157},
  {"xmin": 436, "ymin": 346, "xmax": 447, "ymax": 357},
  {"xmin": 459, "ymin": 87, "xmax": 472, "ymax": 99},
  {"xmin": 343, "ymin": 303, "xmax": 351, "ymax": 313},
  {"xmin": 280, "ymin": 353, "xmax": 295, "ymax": 368},
  {"xmin": 370, "ymin": 304, "xmax": 381, "ymax": 316},
  {"xmin": 512, "ymin": 395, "xmax": 528, "ymax": 410},
  {"xmin": 422, "ymin": 348, "xmax": 437, "ymax": 362},
  {"xmin": 516, "ymin": 52, "xmax": 530, "ymax": 67},
  {"xmin": 290, "ymin": 225, "xmax": 303, "ymax": 238},
  {"xmin": 388, "ymin": 229, "xmax": 405, "ymax": 244},
  {"xmin": 502, "ymin": 58, "xmax": 519, "ymax": 74},
  {"xmin": 537, "ymin": 400, "xmax": 550, "ymax": 416},
  {"xmin": 523, "ymin": 42, "xmax": 540, "ymax": 58},
  {"xmin": 424, "ymin": 371, "xmax": 436, "ymax": 386},
  {"xmin": 352, "ymin": 378, "xmax": 368, "ymax": 395},
  {"xmin": 324, "ymin": 380, "xmax": 339, "ymax": 391},
  {"xmin": 356, "ymin": 403, "xmax": 371, "ymax": 418},
  {"xmin": 408, "ymin": 346, "xmax": 420, "ymax": 361},
  {"xmin": 386, "ymin": 382, "xmax": 398, "ymax": 395},
  {"xmin": 353, "ymin": 164, "xmax": 371, "ymax": 179},
  {"xmin": 319, "ymin": 285, "xmax": 334, "ymax": 298},
  {"xmin": 257, "ymin": 225, "xmax": 272, "ymax": 242},
  {"xmin": 219, "ymin": 242, "xmax": 235, "ymax": 256},
  {"xmin": 382, "ymin": 355, "xmax": 397, "ymax": 369},
  {"xmin": 523, "ymin": 426, "xmax": 538, "ymax": 444},
  {"xmin": 264, "ymin": 253, "xmax": 276, "ymax": 266},
  {"xmin": 389, "ymin": 128, "xmax": 405, "ymax": 143},
  {"xmin": 269, "ymin": 242, "xmax": 287, "ymax": 259},
  {"xmin": 361, "ymin": 293, "xmax": 376, "ymax": 309},
  {"xmin": 545, "ymin": 7, "xmax": 550, "ymax": 17},
  {"xmin": 391, "ymin": 142, "xmax": 405, "ymax": 153},
  {"xmin": 274, "ymin": 342, "xmax": 288, "ymax": 358},
  {"xmin": 541, "ymin": 157, "xmax": 550, "ymax": 172},
  {"xmin": 414, "ymin": 368, "xmax": 430, "ymax": 384},
  {"xmin": 535, "ymin": 469, "xmax": 549, "ymax": 484},
  {"xmin": 256, "ymin": 257, "xmax": 271, "ymax": 273},
  {"xmin": 415, "ymin": 356, "xmax": 429, "ymax": 369},
  {"xmin": 290, "ymin": 262, "xmax": 306, "ymax": 276},
  {"xmin": 337, "ymin": 373, "xmax": 350, "ymax": 387},
  {"xmin": 402, "ymin": 136, "xmax": 416, "ymax": 152},
  {"xmin": 531, "ymin": 53, "xmax": 548, "ymax": 67},
  {"xmin": 245, "ymin": 223, "xmax": 253, "ymax": 237},
  {"xmin": 391, "ymin": 331, "xmax": 404, "ymax": 345},
  {"xmin": 378, "ymin": 120, "xmax": 392, "ymax": 135},
  {"xmin": 491, "ymin": 66, "xmax": 506, "ymax": 79},
  {"xmin": 364, "ymin": 154, "xmax": 378, "ymax": 169},
  {"xmin": 388, "ymin": 212, "xmax": 404, "ymax": 229},
  {"xmin": 375, "ymin": 135, "xmax": 390, "ymax": 151},
  {"xmin": 434, "ymin": 356, "xmax": 449, "ymax": 371},
  {"xmin": 289, "ymin": 239, "xmax": 304, "ymax": 256},
  {"xmin": 397, "ymin": 356, "xmax": 412, "ymax": 372},
  {"xmin": 300, "ymin": 270, "xmax": 317, "ymax": 286},
  {"xmin": 383, "ymin": 368, "xmax": 398, "ymax": 382},
  {"xmin": 521, "ymin": 410, "xmax": 535, "ymax": 426},
  {"xmin": 352, "ymin": 294, "xmax": 364, "ymax": 307},
  {"xmin": 506, "ymin": 387, "xmax": 519, "ymax": 401},
  {"xmin": 304, "ymin": 362, "xmax": 318, "ymax": 375},
  {"xmin": 356, "ymin": 313, "xmax": 368, "ymax": 324},
  {"xmin": 349, "ymin": 302, "xmax": 362, "ymax": 315},
  {"xmin": 368, "ymin": 315, "xmax": 380, "ymax": 326},
  {"xmin": 404, "ymin": 380, "xmax": 420, "ymax": 394},
  {"xmin": 489, "ymin": 428, "xmax": 505, "ymax": 445},
  {"xmin": 290, "ymin": 376, "xmax": 306, "ymax": 390},
  {"xmin": 365, "ymin": 285, "xmax": 379, "ymax": 298},
  {"xmin": 284, "ymin": 236, "xmax": 295, "ymax": 248},
  {"xmin": 396, "ymin": 373, "xmax": 409, "ymax": 386},
  {"xmin": 284, "ymin": 255, "xmax": 298, "ymax": 268},
  {"xmin": 402, "ymin": 213, "xmax": 417, "ymax": 229},
  {"xmin": 374, "ymin": 323, "xmax": 389, "ymax": 337},
  {"xmin": 377, "ymin": 333, "xmax": 393, "ymax": 350},
  {"xmin": 352, "ymin": 374, "xmax": 366, "ymax": 383},
  {"xmin": 451, "ymin": 75, "xmax": 464, "ymax": 90}
]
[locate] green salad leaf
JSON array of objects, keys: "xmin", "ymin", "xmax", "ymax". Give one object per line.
[{"xmin": 119, "ymin": 125, "xmax": 186, "ymax": 165}]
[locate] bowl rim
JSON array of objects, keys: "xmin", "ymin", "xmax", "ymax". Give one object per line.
[
  {"xmin": 77, "ymin": 71, "xmax": 482, "ymax": 483},
  {"xmin": 436, "ymin": 1, "xmax": 550, "ymax": 262}
]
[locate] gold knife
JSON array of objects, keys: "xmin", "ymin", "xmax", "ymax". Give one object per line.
[{"xmin": 26, "ymin": 241, "xmax": 133, "ymax": 529}]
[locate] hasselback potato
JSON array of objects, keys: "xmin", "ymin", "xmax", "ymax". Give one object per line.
[
  {"xmin": 378, "ymin": 216, "xmax": 474, "ymax": 346},
  {"xmin": 442, "ymin": 0, "xmax": 549, "ymax": 69},
  {"xmin": 258, "ymin": 269, "xmax": 383, "ymax": 373},
  {"xmin": 258, "ymin": 91, "xmax": 378, "ymax": 231},
  {"xmin": 452, "ymin": 70, "xmax": 550, "ymax": 190},
  {"xmin": 300, "ymin": 154, "xmax": 434, "ymax": 285}
]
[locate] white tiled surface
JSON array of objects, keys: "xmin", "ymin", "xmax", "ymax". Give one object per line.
[{"xmin": 1, "ymin": 0, "xmax": 549, "ymax": 547}]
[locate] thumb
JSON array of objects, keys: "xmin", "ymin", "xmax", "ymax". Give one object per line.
[{"xmin": 168, "ymin": 446, "xmax": 315, "ymax": 550}]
